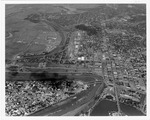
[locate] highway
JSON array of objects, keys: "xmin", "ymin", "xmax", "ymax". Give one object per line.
[
  {"xmin": 6, "ymin": 66, "xmax": 105, "ymax": 116},
  {"xmin": 6, "ymin": 18, "xmax": 107, "ymax": 116},
  {"xmin": 28, "ymin": 74, "xmax": 105, "ymax": 116}
]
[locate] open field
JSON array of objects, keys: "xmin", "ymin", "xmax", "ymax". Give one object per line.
[{"xmin": 6, "ymin": 6, "xmax": 62, "ymax": 60}]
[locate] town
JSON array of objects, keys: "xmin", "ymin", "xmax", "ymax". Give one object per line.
[{"xmin": 5, "ymin": 4, "xmax": 146, "ymax": 116}]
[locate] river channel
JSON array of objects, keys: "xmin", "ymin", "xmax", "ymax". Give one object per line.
[{"xmin": 90, "ymin": 100, "xmax": 144, "ymax": 116}]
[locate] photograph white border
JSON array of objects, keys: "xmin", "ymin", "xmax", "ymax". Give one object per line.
[{"xmin": 1, "ymin": 0, "xmax": 149, "ymax": 120}]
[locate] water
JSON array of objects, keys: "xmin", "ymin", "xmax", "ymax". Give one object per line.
[{"xmin": 90, "ymin": 100, "xmax": 144, "ymax": 116}]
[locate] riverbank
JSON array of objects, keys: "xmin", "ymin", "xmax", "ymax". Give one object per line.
[{"xmin": 90, "ymin": 99, "xmax": 145, "ymax": 116}]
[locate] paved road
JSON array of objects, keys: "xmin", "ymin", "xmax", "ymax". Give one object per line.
[
  {"xmin": 28, "ymin": 74, "xmax": 105, "ymax": 116},
  {"xmin": 7, "ymin": 18, "xmax": 107, "ymax": 116}
]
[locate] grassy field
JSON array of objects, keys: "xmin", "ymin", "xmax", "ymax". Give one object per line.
[
  {"xmin": 6, "ymin": 5, "xmax": 62, "ymax": 60},
  {"xmin": 24, "ymin": 44, "xmax": 46, "ymax": 54},
  {"xmin": 6, "ymin": 42, "xmax": 28, "ymax": 60}
]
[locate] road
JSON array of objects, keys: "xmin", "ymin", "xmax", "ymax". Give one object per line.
[
  {"xmin": 28, "ymin": 74, "xmax": 105, "ymax": 116},
  {"xmin": 6, "ymin": 18, "xmax": 107, "ymax": 116},
  {"xmin": 14, "ymin": 19, "xmax": 67, "ymax": 61},
  {"xmin": 6, "ymin": 67, "xmax": 105, "ymax": 116}
]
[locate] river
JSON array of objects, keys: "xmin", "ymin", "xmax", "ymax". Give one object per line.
[{"xmin": 90, "ymin": 100, "xmax": 144, "ymax": 116}]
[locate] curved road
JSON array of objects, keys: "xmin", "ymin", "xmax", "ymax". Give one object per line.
[
  {"xmin": 8, "ymin": 19, "xmax": 106, "ymax": 116},
  {"xmin": 17, "ymin": 19, "xmax": 67, "ymax": 59},
  {"xmin": 28, "ymin": 74, "xmax": 105, "ymax": 116}
]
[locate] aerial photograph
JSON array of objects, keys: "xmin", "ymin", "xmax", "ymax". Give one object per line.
[{"xmin": 5, "ymin": 4, "xmax": 146, "ymax": 116}]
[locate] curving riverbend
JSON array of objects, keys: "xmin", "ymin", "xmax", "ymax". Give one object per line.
[{"xmin": 90, "ymin": 100, "xmax": 145, "ymax": 116}]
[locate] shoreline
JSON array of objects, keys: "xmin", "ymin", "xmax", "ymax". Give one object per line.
[{"xmin": 90, "ymin": 98, "xmax": 145, "ymax": 116}]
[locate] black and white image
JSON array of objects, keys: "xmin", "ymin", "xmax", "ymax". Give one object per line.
[{"xmin": 5, "ymin": 4, "xmax": 146, "ymax": 116}]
